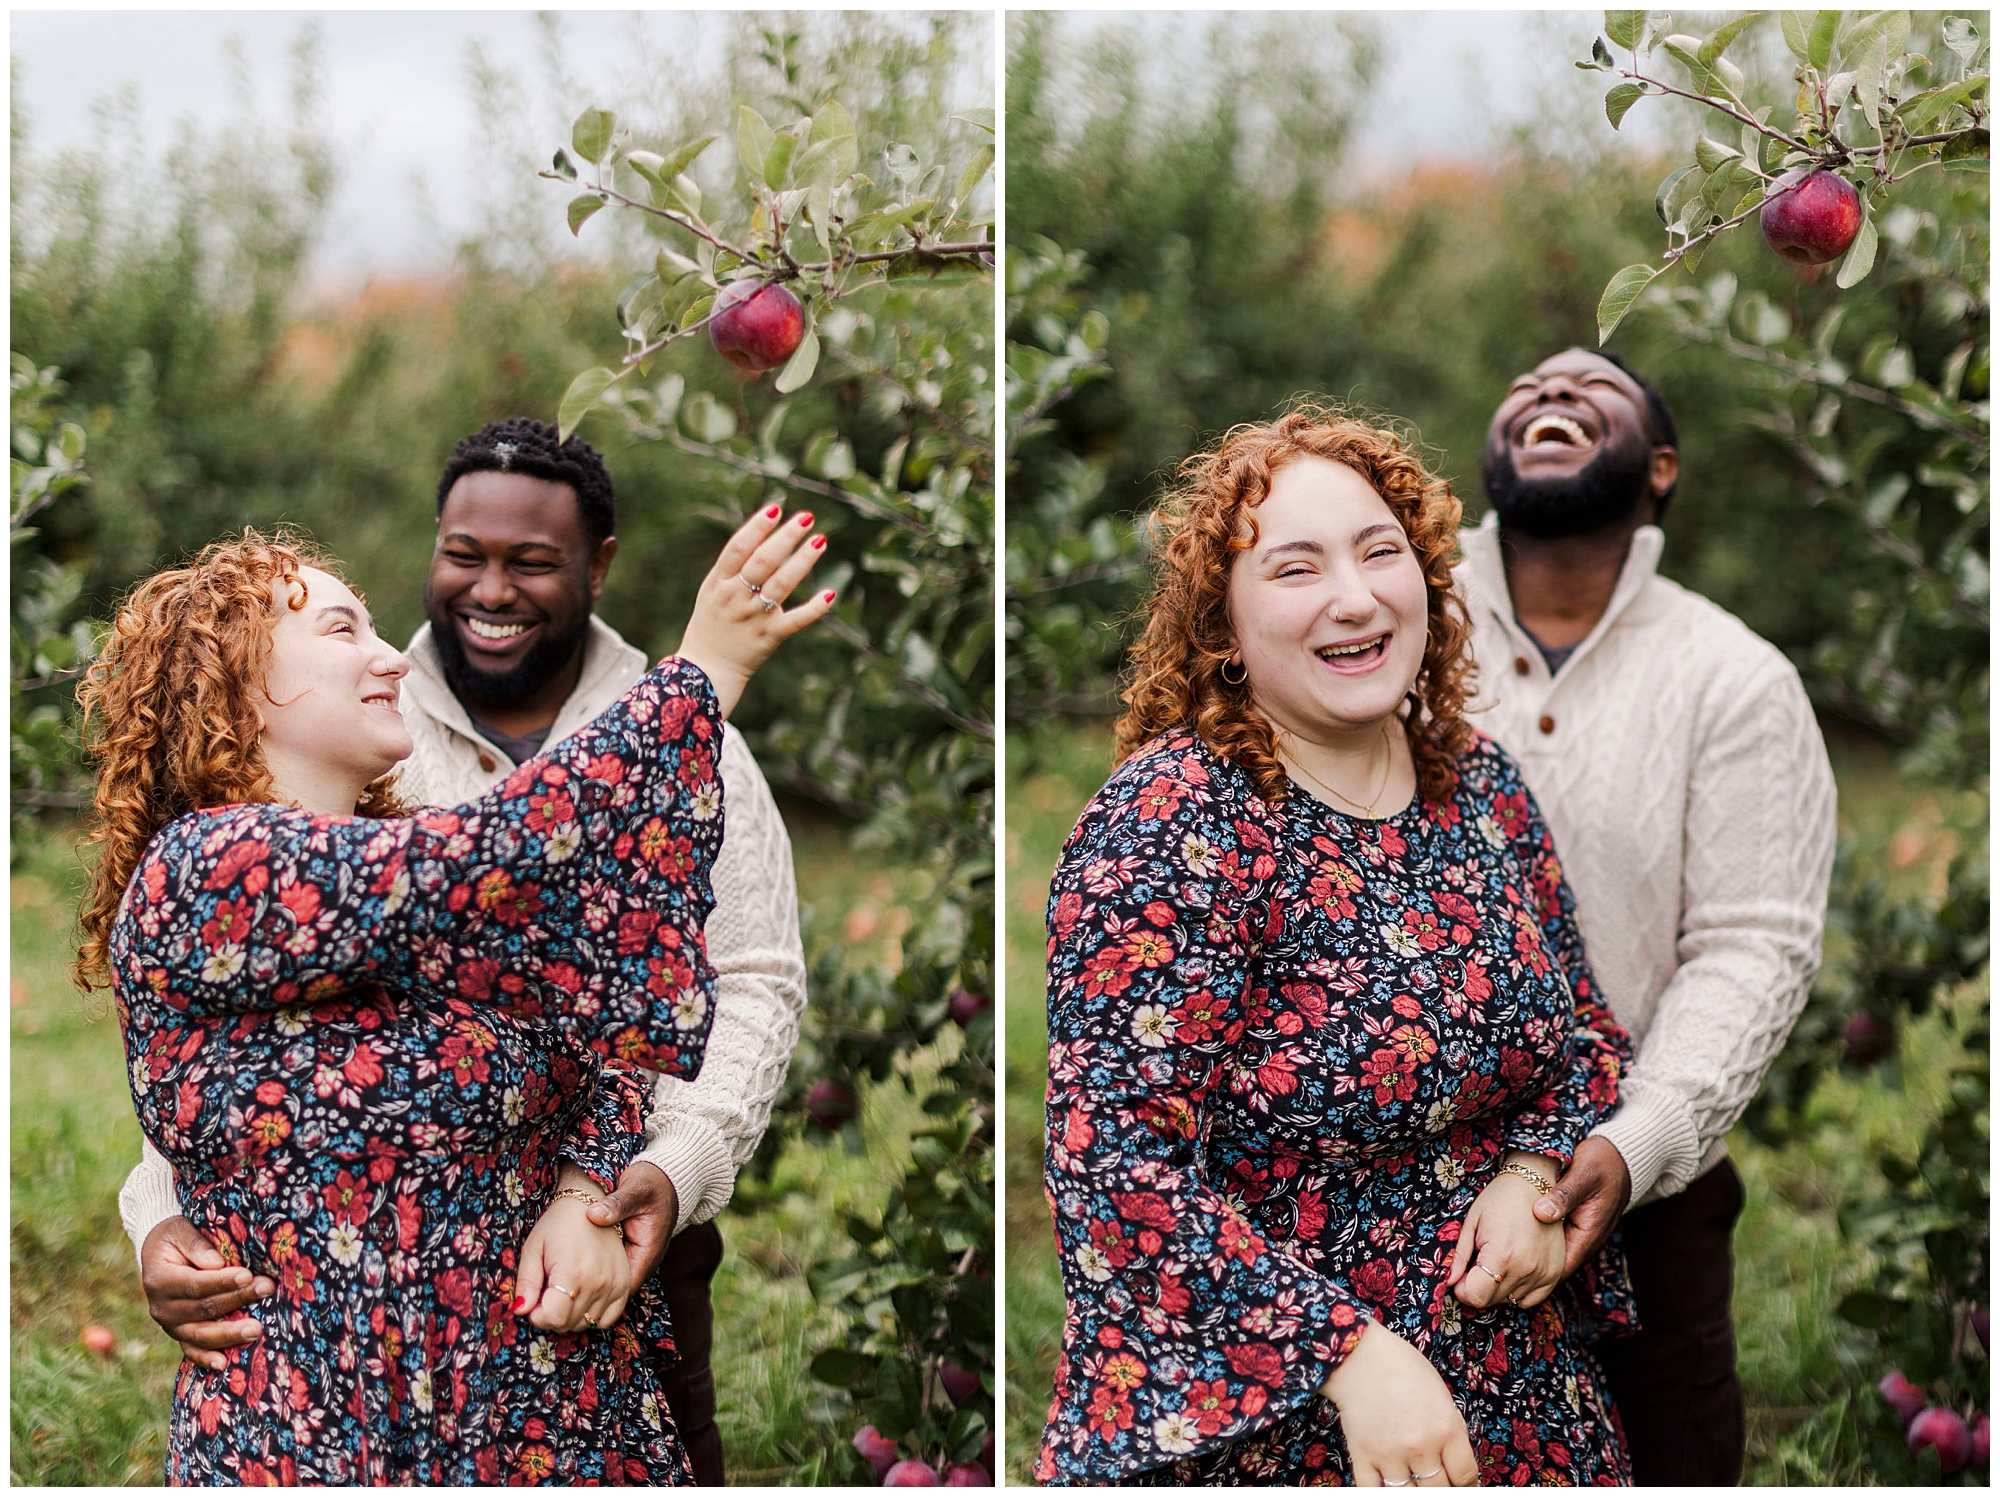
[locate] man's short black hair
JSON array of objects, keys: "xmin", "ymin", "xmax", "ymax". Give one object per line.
[{"xmin": 435, "ymin": 418, "xmax": 617, "ymax": 547}]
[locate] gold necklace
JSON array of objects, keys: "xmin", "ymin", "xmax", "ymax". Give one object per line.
[{"xmin": 1286, "ymin": 723, "xmax": 1395, "ymax": 817}]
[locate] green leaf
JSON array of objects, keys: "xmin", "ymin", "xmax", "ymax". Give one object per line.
[
  {"xmin": 1662, "ymin": 34, "xmax": 1710, "ymax": 86},
  {"xmin": 1656, "ymin": 163, "xmax": 1701, "ymax": 225},
  {"xmin": 1941, "ymin": 16, "xmax": 1982, "ymax": 68},
  {"xmin": 567, "ymin": 194, "xmax": 606, "ymax": 237},
  {"xmin": 1834, "ymin": 210, "xmax": 1878, "ymax": 288},
  {"xmin": 680, "ymin": 293, "xmax": 716, "ymax": 332},
  {"xmin": 1939, "ymin": 126, "xmax": 1991, "ymax": 165},
  {"xmin": 625, "ymin": 149, "xmax": 667, "ymax": 185},
  {"xmin": 1694, "ymin": 135, "xmax": 1741, "ymax": 172},
  {"xmin": 1698, "ymin": 13, "xmax": 1760, "ymax": 66},
  {"xmin": 884, "ymin": 142, "xmax": 922, "ymax": 189},
  {"xmin": 1808, "ymin": 10, "xmax": 1840, "ymax": 70},
  {"xmin": 1592, "ymin": 36, "xmax": 1615, "ymax": 69},
  {"xmin": 950, "ymin": 106, "xmax": 995, "ymax": 134},
  {"xmin": 808, "ymin": 1347, "xmax": 874, "ymax": 1387},
  {"xmin": 1605, "ymin": 10, "xmax": 1646, "ymax": 49},
  {"xmin": 1836, "ymin": 1289, "xmax": 1908, "ymax": 1329},
  {"xmin": 1605, "ymin": 82, "xmax": 1648, "ymax": 129},
  {"xmin": 952, "ymin": 144, "xmax": 994, "ymax": 210},
  {"xmin": 55, "ymin": 423, "xmax": 85, "ymax": 462},
  {"xmin": 666, "ymin": 173, "xmax": 703, "ymax": 218},
  {"xmin": 1597, "ymin": 263, "xmax": 1659, "ymax": 344},
  {"xmin": 550, "ymin": 148, "xmax": 577, "ymax": 182},
  {"xmin": 656, "ymin": 247, "xmax": 703, "ymax": 284},
  {"xmin": 764, "ymin": 129, "xmax": 799, "ymax": 189},
  {"xmin": 571, "ymin": 107, "xmax": 615, "ymax": 166},
  {"xmin": 556, "ymin": 367, "xmax": 617, "ymax": 442},
  {"xmin": 1896, "ymin": 77, "xmax": 1988, "ymax": 129},
  {"xmin": 658, "ymin": 133, "xmax": 718, "ymax": 182},
  {"xmin": 737, "ymin": 106, "xmax": 775, "ymax": 182},
  {"xmin": 1780, "ymin": 10, "xmax": 1812, "ymax": 60},
  {"xmin": 773, "ymin": 328, "xmax": 821, "ymax": 394}
]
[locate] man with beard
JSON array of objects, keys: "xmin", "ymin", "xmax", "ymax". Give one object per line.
[
  {"xmin": 119, "ymin": 418, "xmax": 807, "ymax": 1484},
  {"xmin": 1455, "ymin": 348, "xmax": 1836, "ymax": 1484}
]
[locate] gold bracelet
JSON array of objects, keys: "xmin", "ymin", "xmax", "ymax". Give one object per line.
[
  {"xmin": 553, "ymin": 1186, "xmax": 604, "ymax": 1208},
  {"xmin": 1499, "ymin": 1161, "xmax": 1553, "ymax": 1194}
]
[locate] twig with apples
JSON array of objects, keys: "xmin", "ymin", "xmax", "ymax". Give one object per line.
[
  {"xmin": 1578, "ymin": 9, "xmax": 1989, "ymax": 342},
  {"xmin": 541, "ymin": 100, "xmax": 994, "ymax": 439}
]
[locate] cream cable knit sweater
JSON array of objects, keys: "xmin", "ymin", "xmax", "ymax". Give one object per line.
[
  {"xmin": 120, "ymin": 617, "xmax": 807, "ymax": 1263},
  {"xmin": 1456, "ymin": 515, "xmax": 1837, "ymax": 1206}
]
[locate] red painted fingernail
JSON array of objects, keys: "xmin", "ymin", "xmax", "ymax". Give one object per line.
[
  {"xmin": 822, "ymin": 590, "xmax": 836, "ymax": 603},
  {"xmin": 796, "ymin": 511, "xmax": 814, "ymax": 526},
  {"xmin": 512, "ymin": 1296, "xmax": 528, "ymax": 1314},
  {"xmin": 810, "ymin": 534, "xmax": 826, "ymax": 550},
  {"xmin": 765, "ymin": 505, "xmax": 781, "ymax": 519}
]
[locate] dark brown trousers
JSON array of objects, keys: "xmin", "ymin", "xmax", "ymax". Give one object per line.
[
  {"xmin": 656, "ymin": 1221, "xmax": 726, "ymax": 1486},
  {"xmin": 1598, "ymin": 1159, "xmax": 1747, "ymax": 1486}
]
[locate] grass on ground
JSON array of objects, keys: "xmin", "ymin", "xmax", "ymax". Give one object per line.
[
  {"xmin": 1001, "ymin": 720, "xmax": 1979, "ymax": 1486},
  {"xmin": 9, "ymin": 808, "xmax": 940, "ymax": 1487}
]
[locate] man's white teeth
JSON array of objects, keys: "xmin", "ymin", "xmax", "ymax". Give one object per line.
[
  {"xmin": 466, "ymin": 617, "xmax": 528, "ymax": 641},
  {"xmin": 1523, "ymin": 413, "xmax": 1588, "ymax": 447}
]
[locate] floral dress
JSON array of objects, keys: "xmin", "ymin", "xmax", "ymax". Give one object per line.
[
  {"xmin": 110, "ymin": 658, "xmax": 726, "ymax": 1485},
  {"xmin": 1037, "ymin": 729, "xmax": 1637, "ymax": 1486}
]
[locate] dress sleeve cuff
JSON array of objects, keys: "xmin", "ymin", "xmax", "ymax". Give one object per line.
[
  {"xmin": 633, "ymin": 1115, "xmax": 736, "ymax": 1237},
  {"xmin": 119, "ymin": 1145, "xmax": 184, "ymax": 1270},
  {"xmin": 1590, "ymin": 1076, "xmax": 1702, "ymax": 1204}
]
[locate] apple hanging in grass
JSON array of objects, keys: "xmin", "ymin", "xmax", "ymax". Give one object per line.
[
  {"xmin": 1759, "ymin": 169, "xmax": 1863, "ymax": 266},
  {"xmin": 709, "ymin": 279, "xmax": 805, "ymax": 373}
]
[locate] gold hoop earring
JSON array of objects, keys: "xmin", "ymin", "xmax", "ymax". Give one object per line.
[{"xmin": 1221, "ymin": 658, "xmax": 1248, "ymax": 686}]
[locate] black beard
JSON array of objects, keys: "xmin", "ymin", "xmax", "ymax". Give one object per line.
[
  {"xmin": 1481, "ymin": 441, "xmax": 1653, "ymax": 539},
  {"xmin": 427, "ymin": 605, "xmax": 591, "ymax": 708}
]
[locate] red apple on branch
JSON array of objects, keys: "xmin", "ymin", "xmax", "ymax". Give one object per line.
[
  {"xmin": 709, "ymin": 280, "xmax": 805, "ymax": 373},
  {"xmin": 1879, "ymin": 1370, "xmax": 1926, "ymax": 1426},
  {"xmin": 944, "ymin": 1462, "xmax": 991, "ymax": 1485},
  {"xmin": 1909, "ymin": 1407, "xmax": 1973, "ymax": 1474},
  {"xmin": 884, "ymin": 1458, "xmax": 941, "ymax": 1486},
  {"xmin": 1759, "ymin": 170, "xmax": 1862, "ymax": 266},
  {"xmin": 853, "ymin": 1425, "xmax": 899, "ymax": 1479}
]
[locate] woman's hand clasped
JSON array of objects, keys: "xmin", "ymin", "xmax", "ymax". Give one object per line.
[
  {"xmin": 1446, "ymin": 1150, "xmax": 1568, "ymax": 1313},
  {"xmin": 1322, "ymin": 1321, "xmax": 1479, "ymax": 1486},
  {"xmin": 675, "ymin": 504, "xmax": 835, "ymax": 718},
  {"xmin": 514, "ymin": 1168, "xmax": 633, "ymax": 1335}
]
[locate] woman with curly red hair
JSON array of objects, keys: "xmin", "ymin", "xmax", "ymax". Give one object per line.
[
  {"xmin": 1039, "ymin": 406, "xmax": 1636, "ymax": 1487},
  {"xmin": 76, "ymin": 507, "xmax": 831, "ymax": 1484}
]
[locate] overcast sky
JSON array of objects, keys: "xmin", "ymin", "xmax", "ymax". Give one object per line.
[
  {"xmin": 11, "ymin": 9, "xmax": 991, "ymax": 284},
  {"xmin": 13, "ymin": 10, "xmax": 1674, "ymax": 280}
]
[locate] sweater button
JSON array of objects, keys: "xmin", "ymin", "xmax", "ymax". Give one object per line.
[
  {"xmin": 1514, "ymin": 656, "xmax": 1531, "ymax": 675},
  {"xmin": 478, "ymin": 752, "xmax": 497, "ymax": 772},
  {"xmin": 1538, "ymin": 715, "xmax": 1555, "ymax": 735}
]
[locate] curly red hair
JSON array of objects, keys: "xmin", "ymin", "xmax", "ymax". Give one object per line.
[
  {"xmin": 1115, "ymin": 404, "xmax": 1477, "ymax": 807},
  {"xmin": 74, "ymin": 530, "xmax": 408, "ymax": 990}
]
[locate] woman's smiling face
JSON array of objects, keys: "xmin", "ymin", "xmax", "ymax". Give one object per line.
[
  {"xmin": 259, "ymin": 566, "xmax": 413, "ymax": 790},
  {"xmin": 1225, "ymin": 455, "xmax": 1430, "ymax": 746}
]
